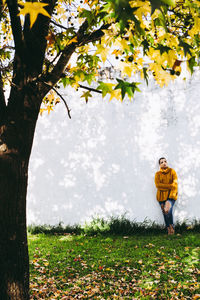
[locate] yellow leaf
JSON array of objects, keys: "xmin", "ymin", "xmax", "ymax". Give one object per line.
[
  {"xmin": 71, "ymin": 81, "xmax": 80, "ymax": 89},
  {"xmin": 81, "ymin": 91, "xmax": 92, "ymax": 103},
  {"xmin": 101, "ymin": 31, "xmax": 114, "ymax": 47},
  {"xmin": 112, "ymin": 49, "xmax": 122, "ymax": 56},
  {"xmin": 138, "ymin": 260, "xmax": 143, "ymax": 264},
  {"xmin": 188, "ymin": 16, "xmax": 200, "ymax": 37},
  {"xmin": 89, "ymin": 0, "xmax": 99, "ymax": 8},
  {"xmin": 163, "ymin": 33, "xmax": 179, "ymax": 48},
  {"xmin": 80, "ymin": 45, "xmax": 90, "ymax": 53},
  {"xmin": 77, "ymin": 6, "xmax": 84, "ymax": 13},
  {"xmin": 61, "ymin": 14, "xmax": 67, "ymax": 21},
  {"xmin": 109, "ymin": 88, "xmax": 122, "ymax": 102},
  {"xmin": 148, "ymin": 48, "xmax": 162, "ymax": 63},
  {"xmin": 130, "ymin": 1, "xmax": 151, "ymax": 22},
  {"xmin": 56, "ymin": 5, "xmax": 65, "ymax": 15},
  {"xmin": 74, "ymin": 72, "xmax": 85, "ymax": 82},
  {"xmin": 95, "ymin": 44, "xmax": 109, "ymax": 63},
  {"xmin": 55, "ymin": 98, "xmax": 60, "ymax": 105},
  {"xmin": 68, "ymin": 36, "xmax": 78, "ymax": 45},
  {"xmin": 118, "ymin": 62, "xmax": 133, "ymax": 78},
  {"xmin": 18, "ymin": 2, "xmax": 51, "ymax": 28},
  {"xmin": 162, "ymin": 50, "xmax": 177, "ymax": 68},
  {"xmin": 47, "ymin": 105, "xmax": 53, "ymax": 114},
  {"xmin": 149, "ymin": 63, "xmax": 175, "ymax": 87},
  {"xmin": 47, "ymin": 93, "xmax": 54, "ymax": 102},
  {"xmin": 114, "ymin": 37, "xmax": 129, "ymax": 51},
  {"xmin": 39, "ymin": 108, "xmax": 45, "ymax": 116},
  {"xmin": 78, "ymin": 17, "xmax": 85, "ymax": 24}
]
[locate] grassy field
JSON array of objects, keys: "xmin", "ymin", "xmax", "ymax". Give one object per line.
[{"xmin": 29, "ymin": 232, "xmax": 200, "ymax": 299}]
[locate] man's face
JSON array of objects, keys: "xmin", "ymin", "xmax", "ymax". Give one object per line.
[{"xmin": 159, "ymin": 158, "xmax": 168, "ymax": 169}]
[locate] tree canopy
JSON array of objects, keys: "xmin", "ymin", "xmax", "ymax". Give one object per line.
[{"xmin": 0, "ymin": 0, "xmax": 200, "ymax": 116}]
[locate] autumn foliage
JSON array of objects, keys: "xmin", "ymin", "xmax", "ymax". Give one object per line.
[
  {"xmin": 29, "ymin": 233, "xmax": 200, "ymax": 299},
  {"xmin": 1, "ymin": 0, "xmax": 200, "ymax": 112}
]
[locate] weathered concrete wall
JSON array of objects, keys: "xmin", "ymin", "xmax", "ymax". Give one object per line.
[{"xmin": 27, "ymin": 72, "xmax": 200, "ymax": 225}]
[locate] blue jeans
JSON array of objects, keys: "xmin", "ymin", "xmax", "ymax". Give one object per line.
[{"xmin": 159, "ymin": 199, "xmax": 175, "ymax": 228}]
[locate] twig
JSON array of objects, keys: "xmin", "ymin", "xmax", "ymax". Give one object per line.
[
  {"xmin": 0, "ymin": 71, "xmax": 6, "ymax": 112},
  {"xmin": 79, "ymin": 84, "xmax": 102, "ymax": 94},
  {"xmin": 45, "ymin": 52, "xmax": 62, "ymax": 74},
  {"xmin": 42, "ymin": 80, "xmax": 71, "ymax": 119},
  {"xmin": 50, "ymin": 19, "xmax": 69, "ymax": 31},
  {"xmin": 78, "ymin": 23, "xmax": 110, "ymax": 46},
  {"xmin": 52, "ymin": 87, "xmax": 71, "ymax": 119}
]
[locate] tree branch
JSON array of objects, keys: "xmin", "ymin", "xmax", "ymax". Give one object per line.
[
  {"xmin": 6, "ymin": 0, "xmax": 23, "ymax": 54},
  {"xmin": 39, "ymin": 43, "xmax": 76, "ymax": 97},
  {"xmin": 79, "ymin": 84, "xmax": 102, "ymax": 94},
  {"xmin": 50, "ymin": 19, "xmax": 69, "ymax": 31},
  {"xmin": 0, "ymin": 71, "xmax": 7, "ymax": 122},
  {"xmin": 0, "ymin": 0, "xmax": 4, "ymax": 22},
  {"xmin": 76, "ymin": 20, "xmax": 89, "ymax": 40},
  {"xmin": 43, "ymin": 20, "xmax": 90, "ymax": 88},
  {"xmin": 78, "ymin": 23, "xmax": 110, "ymax": 46},
  {"xmin": 23, "ymin": 0, "xmax": 57, "ymax": 77},
  {"xmin": 40, "ymin": 21, "xmax": 110, "ymax": 96},
  {"xmin": 41, "ymin": 81, "xmax": 71, "ymax": 118},
  {"xmin": 52, "ymin": 87, "xmax": 71, "ymax": 119}
]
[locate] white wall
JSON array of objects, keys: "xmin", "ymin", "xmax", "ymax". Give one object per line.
[{"xmin": 27, "ymin": 72, "xmax": 200, "ymax": 225}]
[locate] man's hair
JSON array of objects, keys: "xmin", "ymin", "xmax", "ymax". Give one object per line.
[{"xmin": 158, "ymin": 157, "xmax": 166, "ymax": 165}]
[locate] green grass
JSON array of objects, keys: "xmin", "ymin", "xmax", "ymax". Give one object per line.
[
  {"xmin": 29, "ymin": 232, "xmax": 200, "ymax": 299},
  {"xmin": 28, "ymin": 216, "xmax": 200, "ymax": 235}
]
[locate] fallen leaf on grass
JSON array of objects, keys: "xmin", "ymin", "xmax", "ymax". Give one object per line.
[{"xmin": 193, "ymin": 295, "xmax": 200, "ymax": 300}]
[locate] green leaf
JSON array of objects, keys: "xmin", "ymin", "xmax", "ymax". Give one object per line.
[
  {"xmin": 156, "ymin": 45, "xmax": 172, "ymax": 55},
  {"xmin": 102, "ymin": 0, "xmax": 140, "ymax": 32},
  {"xmin": 81, "ymin": 91, "xmax": 92, "ymax": 103},
  {"xmin": 187, "ymin": 57, "xmax": 196, "ymax": 74},
  {"xmin": 141, "ymin": 40, "xmax": 150, "ymax": 55},
  {"xmin": 154, "ymin": 15, "xmax": 167, "ymax": 30},
  {"xmin": 0, "ymin": 49, "xmax": 11, "ymax": 60},
  {"xmin": 161, "ymin": 0, "xmax": 175, "ymax": 6},
  {"xmin": 143, "ymin": 68, "xmax": 149, "ymax": 85},
  {"xmin": 179, "ymin": 40, "xmax": 193, "ymax": 56},
  {"xmin": 149, "ymin": 0, "xmax": 175, "ymax": 15},
  {"xmin": 114, "ymin": 79, "xmax": 141, "ymax": 100},
  {"xmin": 79, "ymin": 9, "xmax": 95, "ymax": 25},
  {"xmin": 149, "ymin": 0, "xmax": 163, "ymax": 15},
  {"xmin": 97, "ymin": 81, "xmax": 113, "ymax": 97},
  {"xmin": 61, "ymin": 77, "xmax": 71, "ymax": 88}
]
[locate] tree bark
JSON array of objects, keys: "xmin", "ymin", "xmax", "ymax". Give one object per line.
[
  {"xmin": 0, "ymin": 92, "xmax": 39, "ymax": 298},
  {"xmin": 0, "ymin": 153, "xmax": 29, "ymax": 299},
  {"xmin": 0, "ymin": 2, "xmax": 61, "ymax": 298}
]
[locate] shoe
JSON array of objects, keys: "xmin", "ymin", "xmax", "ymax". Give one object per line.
[
  {"xmin": 167, "ymin": 227, "xmax": 171, "ymax": 235},
  {"xmin": 169, "ymin": 225, "xmax": 175, "ymax": 235}
]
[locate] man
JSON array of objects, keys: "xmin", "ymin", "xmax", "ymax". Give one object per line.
[{"xmin": 155, "ymin": 157, "xmax": 178, "ymax": 235}]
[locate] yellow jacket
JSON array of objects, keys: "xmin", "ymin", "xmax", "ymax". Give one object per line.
[{"xmin": 155, "ymin": 167, "xmax": 178, "ymax": 202}]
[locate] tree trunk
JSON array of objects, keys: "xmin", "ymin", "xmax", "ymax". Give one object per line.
[
  {"xmin": 0, "ymin": 2, "xmax": 56, "ymax": 296},
  {"xmin": 0, "ymin": 103, "xmax": 38, "ymax": 299},
  {"xmin": 0, "ymin": 153, "xmax": 29, "ymax": 299}
]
